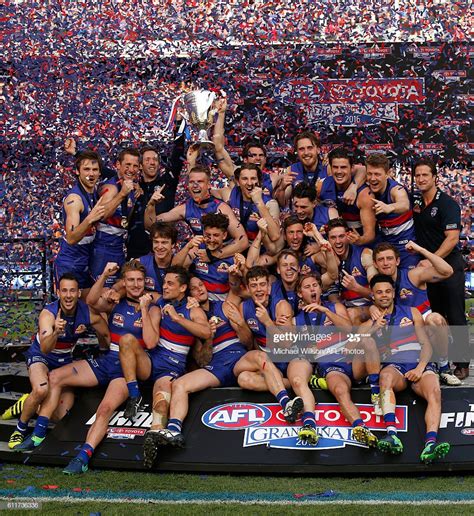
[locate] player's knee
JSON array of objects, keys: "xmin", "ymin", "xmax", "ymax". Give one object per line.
[
  {"xmin": 237, "ymin": 371, "xmax": 254, "ymax": 390},
  {"xmin": 255, "ymin": 350, "xmax": 269, "ymax": 371},
  {"xmin": 171, "ymin": 379, "xmax": 187, "ymax": 396},
  {"xmin": 290, "ymin": 375, "xmax": 304, "ymax": 390},
  {"xmin": 119, "ymin": 333, "xmax": 138, "ymax": 352},
  {"xmin": 426, "ymin": 312, "xmax": 446, "ymax": 327},
  {"xmin": 31, "ymin": 382, "xmax": 49, "ymax": 401},
  {"xmin": 48, "ymin": 370, "xmax": 63, "ymax": 389},
  {"xmin": 361, "ymin": 337, "xmax": 377, "ymax": 354},
  {"xmin": 331, "ymin": 382, "xmax": 348, "ymax": 399},
  {"xmin": 379, "ymin": 372, "xmax": 392, "ymax": 390},
  {"xmin": 425, "ymin": 382, "xmax": 441, "ymax": 403},
  {"xmin": 96, "ymin": 401, "xmax": 116, "ymax": 420}
]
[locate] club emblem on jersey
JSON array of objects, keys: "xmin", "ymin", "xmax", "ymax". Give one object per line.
[
  {"xmin": 431, "ymin": 207, "xmax": 438, "ymax": 217},
  {"xmin": 217, "ymin": 262, "xmax": 230, "ymax": 273},
  {"xmin": 145, "ymin": 277, "xmax": 155, "ymax": 289},
  {"xmin": 249, "ymin": 211, "xmax": 260, "ymax": 221},
  {"xmin": 351, "ymin": 266, "xmax": 362, "ymax": 277},
  {"xmin": 247, "ymin": 318, "xmax": 259, "ymax": 331},
  {"xmin": 399, "ymin": 288, "xmax": 412, "ymax": 299},
  {"xmin": 399, "ymin": 317, "xmax": 414, "ymax": 327},
  {"xmin": 112, "ymin": 314, "xmax": 124, "ymax": 327},
  {"xmin": 75, "ymin": 324, "xmax": 87, "ymax": 334},
  {"xmin": 210, "ymin": 316, "xmax": 225, "ymax": 328},
  {"xmin": 195, "ymin": 261, "xmax": 209, "ymax": 274},
  {"xmin": 188, "ymin": 218, "xmax": 201, "ymax": 232}
]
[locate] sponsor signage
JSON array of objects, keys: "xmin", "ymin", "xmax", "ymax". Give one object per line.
[
  {"xmin": 202, "ymin": 402, "xmax": 407, "ymax": 450},
  {"xmin": 21, "ymin": 388, "xmax": 474, "ymax": 473},
  {"xmin": 276, "ymin": 78, "xmax": 425, "ymax": 104}
]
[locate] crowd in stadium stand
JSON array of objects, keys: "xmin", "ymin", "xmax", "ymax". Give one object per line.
[{"xmin": 2, "ymin": 0, "xmax": 469, "ymax": 57}]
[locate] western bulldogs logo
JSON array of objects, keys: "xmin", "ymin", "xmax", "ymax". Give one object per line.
[
  {"xmin": 145, "ymin": 277, "xmax": 155, "ymax": 290},
  {"xmin": 399, "ymin": 288, "xmax": 413, "ymax": 299},
  {"xmin": 399, "ymin": 317, "xmax": 414, "ymax": 327},
  {"xmin": 217, "ymin": 262, "xmax": 230, "ymax": 273}
]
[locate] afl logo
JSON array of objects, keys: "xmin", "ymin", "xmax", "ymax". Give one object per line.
[
  {"xmin": 112, "ymin": 314, "xmax": 124, "ymax": 327},
  {"xmin": 461, "ymin": 428, "xmax": 474, "ymax": 436},
  {"xmin": 202, "ymin": 403, "xmax": 272, "ymax": 430}
]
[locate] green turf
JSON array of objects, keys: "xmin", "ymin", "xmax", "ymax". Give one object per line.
[
  {"xmin": 4, "ymin": 502, "xmax": 471, "ymax": 516},
  {"xmin": 1, "ymin": 465, "xmax": 473, "ymax": 494}
]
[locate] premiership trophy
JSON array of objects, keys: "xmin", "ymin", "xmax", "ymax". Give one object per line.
[{"xmin": 183, "ymin": 89, "xmax": 216, "ymax": 148}]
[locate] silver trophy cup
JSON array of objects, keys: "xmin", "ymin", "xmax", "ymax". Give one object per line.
[{"xmin": 183, "ymin": 90, "xmax": 216, "ymax": 148}]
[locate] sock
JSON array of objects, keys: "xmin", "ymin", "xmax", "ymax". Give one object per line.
[
  {"xmin": 276, "ymin": 390, "xmax": 290, "ymax": 409},
  {"xmin": 167, "ymin": 418, "xmax": 182, "ymax": 433},
  {"xmin": 384, "ymin": 412, "xmax": 397, "ymax": 435},
  {"xmin": 352, "ymin": 418, "xmax": 364, "ymax": 428},
  {"xmin": 33, "ymin": 416, "xmax": 49, "ymax": 439},
  {"xmin": 368, "ymin": 374, "xmax": 380, "ymax": 395},
  {"xmin": 438, "ymin": 359, "xmax": 449, "ymax": 373},
  {"xmin": 425, "ymin": 431, "xmax": 437, "ymax": 446},
  {"xmin": 16, "ymin": 420, "xmax": 28, "ymax": 435},
  {"xmin": 77, "ymin": 443, "xmax": 94, "ymax": 465},
  {"xmin": 127, "ymin": 380, "xmax": 140, "ymax": 398},
  {"xmin": 302, "ymin": 411, "xmax": 316, "ymax": 429}
]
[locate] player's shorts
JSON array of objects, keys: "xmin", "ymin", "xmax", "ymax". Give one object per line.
[
  {"xmin": 275, "ymin": 361, "xmax": 289, "ymax": 376},
  {"xmin": 382, "ymin": 361, "xmax": 437, "ymax": 377},
  {"xmin": 25, "ymin": 346, "xmax": 73, "ymax": 371},
  {"xmin": 54, "ymin": 259, "xmax": 93, "ymax": 290},
  {"xmin": 87, "ymin": 351, "xmax": 123, "ymax": 385},
  {"xmin": 317, "ymin": 361, "xmax": 354, "ymax": 381},
  {"xmin": 89, "ymin": 246, "xmax": 125, "ymax": 288},
  {"xmin": 148, "ymin": 348, "xmax": 186, "ymax": 382},
  {"xmin": 204, "ymin": 345, "xmax": 247, "ymax": 387}
]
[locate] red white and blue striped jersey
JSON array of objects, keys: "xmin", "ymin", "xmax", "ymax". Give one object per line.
[
  {"xmin": 157, "ymin": 298, "xmax": 195, "ymax": 357},
  {"xmin": 207, "ymin": 300, "xmax": 242, "ymax": 353},
  {"xmin": 228, "ymin": 185, "xmax": 272, "ymax": 241},
  {"xmin": 108, "ymin": 299, "xmax": 145, "ymax": 352},
  {"xmin": 295, "ymin": 302, "xmax": 347, "ymax": 362},
  {"xmin": 184, "ymin": 197, "xmax": 224, "ymax": 235},
  {"xmin": 96, "ymin": 177, "xmax": 136, "ymax": 250},
  {"xmin": 374, "ymin": 305, "xmax": 421, "ymax": 360},
  {"xmin": 32, "ymin": 299, "xmax": 91, "ymax": 356},
  {"xmin": 58, "ymin": 182, "xmax": 97, "ymax": 262},
  {"xmin": 374, "ymin": 178, "xmax": 415, "ymax": 242},
  {"xmin": 395, "ymin": 268, "xmax": 431, "ymax": 317},
  {"xmin": 191, "ymin": 251, "xmax": 233, "ymax": 302},
  {"xmin": 337, "ymin": 244, "xmax": 371, "ymax": 307}
]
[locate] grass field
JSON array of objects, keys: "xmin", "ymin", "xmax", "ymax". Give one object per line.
[{"xmin": 0, "ymin": 464, "xmax": 473, "ymax": 514}]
